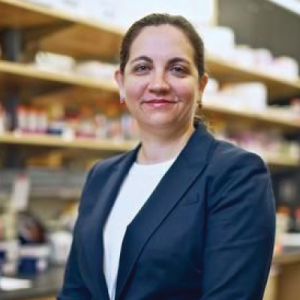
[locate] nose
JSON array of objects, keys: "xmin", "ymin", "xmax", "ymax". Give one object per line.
[{"xmin": 148, "ymin": 70, "xmax": 170, "ymax": 94}]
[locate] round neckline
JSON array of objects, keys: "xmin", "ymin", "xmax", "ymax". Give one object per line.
[{"xmin": 130, "ymin": 157, "xmax": 177, "ymax": 176}]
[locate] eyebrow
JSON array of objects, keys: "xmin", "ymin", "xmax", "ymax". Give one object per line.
[
  {"xmin": 130, "ymin": 56, "xmax": 191, "ymax": 65},
  {"xmin": 130, "ymin": 56, "xmax": 152, "ymax": 64},
  {"xmin": 168, "ymin": 57, "xmax": 191, "ymax": 66}
]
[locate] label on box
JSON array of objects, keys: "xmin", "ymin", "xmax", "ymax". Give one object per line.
[{"xmin": 11, "ymin": 175, "xmax": 31, "ymax": 211}]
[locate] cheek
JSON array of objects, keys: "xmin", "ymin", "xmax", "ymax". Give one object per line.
[
  {"xmin": 124, "ymin": 78, "xmax": 147, "ymax": 100},
  {"xmin": 174, "ymin": 81, "xmax": 199, "ymax": 103}
]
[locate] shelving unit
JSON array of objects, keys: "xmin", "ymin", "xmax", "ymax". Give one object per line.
[
  {"xmin": 0, "ymin": 132, "xmax": 136, "ymax": 152},
  {"xmin": 203, "ymin": 102, "xmax": 300, "ymax": 133},
  {"xmin": 265, "ymin": 156, "xmax": 300, "ymax": 169},
  {"xmin": 0, "ymin": 132, "xmax": 297, "ymax": 170},
  {"xmin": 0, "ymin": 0, "xmax": 124, "ymax": 61},
  {"xmin": 0, "ymin": 60, "xmax": 298, "ymax": 130},
  {"xmin": 0, "ymin": 136, "xmax": 297, "ymax": 172},
  {"xmin": 0, "ymin": 0, "xmax": 299, "ymax": 170},
  {"xmin": 0, "ymin": 0, "xmax": 300, "ymax": 94},
  {"xmin": 0, "ymin": 60, "xmax": 117, "ymax": 100},
  {"xmin": 0, "ymin": 3, "xmax": 300, "ymax": 300},
  {"xmin": 0, "ymin": 60, "xmax": 117, "ymax": 90},
  {"xmin": 207, "ymin": 55, "xmax": 300, "ymax": 98}
]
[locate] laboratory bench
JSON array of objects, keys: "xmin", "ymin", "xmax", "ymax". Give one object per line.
[{"xmin": 1, "ymin": 247, "xmax": 300, "ymax": 300}]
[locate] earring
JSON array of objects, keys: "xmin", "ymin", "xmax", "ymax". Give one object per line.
[{"xmin": 196, "ymin": 98, "xmax": 203, "ymax": 113}]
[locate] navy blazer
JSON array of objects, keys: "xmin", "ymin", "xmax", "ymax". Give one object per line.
[{"xmin": 58, "ymin": 124, "xmax": 275, "ymax": 300}]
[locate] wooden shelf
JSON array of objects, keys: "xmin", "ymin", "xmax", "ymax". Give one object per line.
[
  {"xmin": 0, "ymin": 0, "xmax": 121, "ymax": 29},
  {"xmin": 37, "ymin": 23, "xmax": 122, "ymax": 61},
  {"xmin": 0, "ymin": 132, "xmax": 298, "ymax": 169},
  {"xmin": 0, "ymin": 0, "xmax": 68, "ymax": 28},
  {"xmin": 0, "ymin": 60, "xmax": 117, "ymax": 89},
  {"xmin": 273, "ymin": 249, "xmax": 300, "ymax": 266},
  {"xmin": 0, "ymin": 0, "xmax": 124, "ymax": 61},
  {"xmin": 0, "ymin": 60, "xmax": 117, "ymax": 99},
  {"xmin": 203, "ymin": 102, "xmax": 300, "ymax": 133},
  {"xmin": 207, "ymin": 55, "xmax": 300, "ymax": 98},
  {"xmin": 264, "ymin": 155, "xmax": 299, "ymax": 169},
  {"xmin": 0, "ymin": 132, "xmax": 136, "ymax": 152}
]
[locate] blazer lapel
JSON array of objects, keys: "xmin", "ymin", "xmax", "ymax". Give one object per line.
[
  {"xmin": 81, "ymin": 146, "xmax": 139, "ymax": 300},
  {"xmin": 115, "ymin": 124, "xmax": 216, "ymax": 300}
]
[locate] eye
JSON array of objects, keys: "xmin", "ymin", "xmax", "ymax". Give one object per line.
[
  {"xmin": 133, "ymin": 63, "xmax": 151, "ymax": 74},
  {"xmin": 170, "ymin": 65, "xmax": 188, "ymax": 76}
]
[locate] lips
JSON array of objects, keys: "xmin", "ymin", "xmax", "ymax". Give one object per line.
[{"xmin": 142, "ymin": 99, "xmax": 177, "ymax": 104}]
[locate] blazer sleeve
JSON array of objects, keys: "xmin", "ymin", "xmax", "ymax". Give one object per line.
[
  {"xmin": 57, "ymin": 237, "xmax": 92, "ymax": 300},
  {"xmin": 200, "ymin": 150, "xmax": 276, "ymax": 300},
  {"xmin": 57, "ymin": 165, "xmax": 97, "ymax": 300}
]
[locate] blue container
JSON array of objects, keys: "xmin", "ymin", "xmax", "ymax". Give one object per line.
[
  {"xmin": 0, "ymin": 249, "xmax": 6, "ymax": 276},
  {"xmin": 18, "ymin": 257, "xmax": 39, "ymax": 275}
]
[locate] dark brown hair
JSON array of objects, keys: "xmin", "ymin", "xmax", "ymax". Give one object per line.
[{"xmin": 119, "ymin": 13, "xmax": 205, "ymax": 78}]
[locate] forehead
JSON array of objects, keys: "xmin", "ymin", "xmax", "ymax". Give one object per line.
[{"xmin": 129, "ymin": 24, "xmax": 195, "ymax": 61}]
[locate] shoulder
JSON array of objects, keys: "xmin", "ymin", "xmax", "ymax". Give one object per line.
[
  {"xmin": 88, "ymin": 151, "xmax": 128, "ymax": 180},
  {"xmin": 205, "ymin": 139, "xmax": 272, "ymax": 205},
  {"xmin": 207, "ymin": 138, "xmax": 267, "ymax": 176},
  {"xmin": 85, "ymin": 152, "xmax": 130, "ymax": 185},
  {"xmin": 77, "ymin": 151, "xmax": 129, "ymax": 212},
  {"xmin": 82, "ymin": 150, "xmax": 129, "ymax": 192}
]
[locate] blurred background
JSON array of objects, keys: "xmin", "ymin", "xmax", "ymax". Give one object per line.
[{"xmin": 0, "ymin": 1, "xmax": 300, "ymax": 300}]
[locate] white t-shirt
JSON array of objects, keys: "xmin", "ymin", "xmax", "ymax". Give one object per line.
[{"xmin": 103, "ymin": 157, "xmax": 176, "ymax": 300}]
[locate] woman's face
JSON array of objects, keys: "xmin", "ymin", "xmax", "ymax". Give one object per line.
[{"xmin": 115, "ymin": 24, "xmax": 208, "ymax": 134}]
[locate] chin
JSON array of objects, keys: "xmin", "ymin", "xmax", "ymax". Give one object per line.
[{"xmin": 144, "ymin": 120, "xmax": 179, "ymax": 131}]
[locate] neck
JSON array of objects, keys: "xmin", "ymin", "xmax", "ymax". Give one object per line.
[{"xmin": 137, "ymin": 123, "xmax": 195, "ymax": 164}]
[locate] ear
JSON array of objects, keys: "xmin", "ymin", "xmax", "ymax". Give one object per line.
[
  {"xmin": 199, "ymin": 72, "xmax": 209, "ymax": 93},
  {"xmin": 115, "ymin": 69, "xmax": 125, "ymax": 100}
]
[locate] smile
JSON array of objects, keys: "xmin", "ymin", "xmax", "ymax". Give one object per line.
[
  {"xmin": 142, "ymin": 99, "xmax": 178, "ymax": 104},
  {"xmin": 141, "ymin": 100, "xmax": 178, "ymax": 109}
]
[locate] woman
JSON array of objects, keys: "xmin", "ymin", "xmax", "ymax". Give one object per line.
[{"xmin": 58, "ymin": 13, "xmax": 275, "ymax": 300}]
